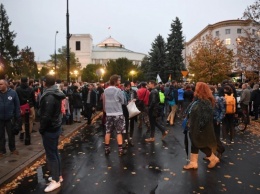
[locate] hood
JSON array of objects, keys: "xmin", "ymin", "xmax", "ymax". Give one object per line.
[{"xmin": 41, "ymin": 85, "xmax": 66, "ymax": 101}]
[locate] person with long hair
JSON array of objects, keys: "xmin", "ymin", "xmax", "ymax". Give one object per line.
[{"xmin": 183, "ymin": 82, "xmax": 219, "ymax": 170}]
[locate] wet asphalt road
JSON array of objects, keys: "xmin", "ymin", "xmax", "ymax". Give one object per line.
[{"xmin": 8, "ymin": 118, "xmax": 260, "ymax": 194}]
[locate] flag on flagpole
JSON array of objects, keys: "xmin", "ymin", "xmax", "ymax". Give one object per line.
[
  {"xmin": 156, "ymin": 74, "xmax": 162, "ymax": 83},
  {"xmin": 168, "ymin": 74, "xmax": 172, "ymax": 82}
]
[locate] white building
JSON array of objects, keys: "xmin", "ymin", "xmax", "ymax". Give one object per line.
[
  {"xmin": 70, "ymin": 35, "xmax": 147, "ymax": 68},
  {"xmin": 184, "ymin": 19, "xmax": 259, "ymax": 73}
]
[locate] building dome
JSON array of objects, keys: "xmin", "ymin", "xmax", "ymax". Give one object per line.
[{"xmin": 96, "ymin": 36, "xmax": 124, "ymax": 48}]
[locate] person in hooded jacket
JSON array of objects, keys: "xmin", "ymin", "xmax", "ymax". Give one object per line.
[
  {"xmin": 183, "ymin": 82, "xmax": 219, "ymax": 170},
  {"xmin": 38, "ymin": 75, "xmax": 66, "ymax": 192}
]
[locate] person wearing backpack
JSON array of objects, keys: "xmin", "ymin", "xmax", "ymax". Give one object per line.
[
  {"xmin": 158, "ymin": 86, "xmax": 165, "ymax": 122},
  {"xmin": 222, "ymin": 85, "xmax": 236, "ymax": 144},
  {"xmin": 137, "ymin": 82, "xmax": 150, "ymax": 133}
]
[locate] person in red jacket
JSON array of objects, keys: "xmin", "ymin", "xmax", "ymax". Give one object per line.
[{"xmin": 137, "ymin": 82, "xmax": 150, "ymax": 135}]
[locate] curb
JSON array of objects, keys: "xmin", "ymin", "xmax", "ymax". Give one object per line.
[{"xmin": 0, "ymin": 112, "xmax": 102, "ymax": 187}]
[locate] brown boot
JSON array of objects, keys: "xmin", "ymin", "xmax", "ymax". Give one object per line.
[
  {"xmin": 207, "ymin": 153, "xmax": 220, "ymax": 168},
  {"xmin": 183, "ymin": 153, "xmax": 198, "ymax": 170}
]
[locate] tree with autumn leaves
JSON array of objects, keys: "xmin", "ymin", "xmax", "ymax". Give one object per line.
[
  {"xmin": 236, "ymin": 0, "xmax": 260, "ymax": 74},
  {"xmin": 188, "ymin": 34, "xmax": 234, "ymax": 84}
]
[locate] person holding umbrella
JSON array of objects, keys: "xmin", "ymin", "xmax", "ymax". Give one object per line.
[{"xmin": 183, "ymin": 82, "xmax": 219, "ymax": 170}]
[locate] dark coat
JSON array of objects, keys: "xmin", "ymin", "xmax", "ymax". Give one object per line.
[
  {"xmin": 16, "ymin": 83, "xmax": 35, "ymax": 107},
  {"xmin": 39, "ymin": 85, "xmax": 66, "ymax": 134},
  {"xmin": 0, "ymin": 88, "xmax": 20, "ymax": 120},
  {"xmin": 148, "ymin": 88, "xmax": 160, "ymax": 117},
  {"xmin": 72, "ymin": 91, "xmax": 83, "ymax": 109},
  {"xmin": 189, "ymin": 99, "xmax": 216, "ymax": 149},
  {"xmin": 250, "ymin": 89, "xmax": 260, "ymax": 106}
]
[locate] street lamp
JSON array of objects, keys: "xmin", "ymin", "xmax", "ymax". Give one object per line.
[
  {"xmin": 54, "ymin": 31, "xmax": 58, "ymax": 78},
  {"xmin": 74, "ymin": 70, "xmax": 78, "ymax": 81},
  {"xmin": 130, "ymin": 70, "xmax": 135, "ymax": 82},
  {"xmin": 49, "ymin": 69, "xmax": 55, "ymax": 75},
  {"xmin": 100, "ymin": 68, "xmax": 105, "ymax": 81}
]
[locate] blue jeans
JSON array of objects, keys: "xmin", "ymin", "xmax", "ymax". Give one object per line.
[
  {"xmin": 42, "ymin": 128, "xmax": 62, "ymax": 182},
  {"xmin": 73, "ymin": 108, "xmax": 81, "ymax": 122},
  {"xmin": 0, "ymin": 120, "xmax": 16, "ymax": 154}
]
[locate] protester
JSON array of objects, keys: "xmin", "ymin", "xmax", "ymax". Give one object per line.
[
  {"xmin": 71, "ymin": 84, "xmax": 83, "ymax": 123},
  {"xmin": 136, "ymin": 82, "xmax": 151, "ymax": 134},
  {"xmin": 103, "ymin": 75, "xmax": 125, "ymax": 156},
  {"xmin": 122, "ymin": 81, "xmax": 138, "ymax": 146},
  {"xmin": 82, "ymin": 83, "xmax": 97, "ymax": 125},
  {"xmin": 183, "ymin": 82, "xmax": 219, "ymax": 170},
  {"xmin": 250, "ymin": 84, "xmax": 260, "ymax": 120},
  {"xmin": 183, "ymin": 84, "xmax": 194, "ymax": 115},
  {"xmin": 210, "ymin": 85, "xmax": 225, "ymax": 158},
  {"xmin": 38, "ymin": 75, "xmax": 65, "ymax": 192},
  {"xmin": 166, "ymin": 84, "xmax": 178, "ymax": 125},
  {"xmin": 240, "ymin": 83, "xmax": 251, "ymax": 124},
  {"xmin": 145, "ymin": 80, "xmax": 168, "ymax": 142},
  {"xmin": 0, "ymin": 79, "xmax": 20, "ymax": 156},
  {"xmin": 16, "ymin": 77, "xmax": 35, "ymax": 139}
]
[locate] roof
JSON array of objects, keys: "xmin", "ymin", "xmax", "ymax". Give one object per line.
[
  {"xmin": 92, "ymin": 46, "xmax": 133, "ymax": 52},
  {"xmin": 96, "ymin": 36, "xmax": 125, "ymax": 48}
]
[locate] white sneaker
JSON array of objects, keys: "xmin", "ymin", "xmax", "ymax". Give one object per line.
[
  {"xmin": 48, "ymin": 176, "xmax": 63, "ymax": 183},
  {"xmin": 44, "ymin": 180, "xmax": 61, "ymax": 192}
]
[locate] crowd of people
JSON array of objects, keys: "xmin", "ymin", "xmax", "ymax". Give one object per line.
[{"xmin": 0, "ymin": 74, "xmax": 260, "ymax": 192}]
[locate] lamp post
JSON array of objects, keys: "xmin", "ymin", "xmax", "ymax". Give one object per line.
[
  {"xmin": 66, "ymin": 0, "xmax": 71, "ymax": 83},
  {"xmin": 54, "ymin": 31, "xmax": 58, "ymax": 78}
]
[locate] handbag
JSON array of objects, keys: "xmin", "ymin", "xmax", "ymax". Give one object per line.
[
  {"xmin": 20, "ymin": 103, "xmax": 30, "ymax": 116},
  {"xmin": 127, "ymin": 101, "xmax": 141, "ymax": 118}
]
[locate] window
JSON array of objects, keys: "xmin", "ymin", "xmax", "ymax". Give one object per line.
[
  {"xmin": 76, "ymin": 41, "xmax": 81, "ymax": 51},
  {"xmin": 215, "ymin": 31, "xmax": 219, "ymax": 36},
  {"xmin": 225, "ymin": 38, "xmax": 231, "ymax": 45},
  {"xmin": 237, "ymin": 29, "xmax": 241, "ymax": 34},
  {"xmin": 225, "ymin": 29, "xmax": 231, "ymax": 34}
]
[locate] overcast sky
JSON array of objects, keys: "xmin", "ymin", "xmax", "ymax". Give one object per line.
[{"xmin": 1, "ymin": 0, "xmax": 255, "ymax": 61}]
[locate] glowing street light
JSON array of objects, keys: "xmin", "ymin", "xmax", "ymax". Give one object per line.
[
  {"xmin": 130, "ymin": 70, "xmax": 136, "ymax": 82},
  {"xmin": 49, "ymin": 69, "xmax": 55, "ymax": 75},
  {"xmin": 100, "ymin": 68, "xmax": 105, "ymax": 81}
]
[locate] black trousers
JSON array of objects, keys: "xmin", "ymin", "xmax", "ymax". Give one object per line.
[
  {"xmin": 0, "ymin": 120, "xmax": 16, "ymax": 153},
  {"xmin": 149, "ymin": 111, "xmax": 165, "ymax": 138},
  {"xmin": 84, "ymin": 103, "xmax": 93, "ymax": 124}
]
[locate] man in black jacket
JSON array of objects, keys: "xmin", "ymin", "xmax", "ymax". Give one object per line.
[
  {"xmin": 82, "ymin": 83, "xmax": 97, "ymax": 125},
  {"xmin": 16, "ymin": 77, "xmax": 35, "ymax": 139},
  {"xmin": 145, "ymin": 80, "xmax": 168, "ymax": 142},
  {"xmin": 39, "ymin": 75, "xmax": 65, "ymax": 192}
]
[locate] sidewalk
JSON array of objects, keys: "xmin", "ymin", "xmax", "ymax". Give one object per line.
[{"xmin": 0, "ymin": 112, "xmax": 102, "ymax": 186}]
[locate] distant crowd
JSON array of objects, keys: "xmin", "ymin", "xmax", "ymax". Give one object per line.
[{"xmin": 1, "ymin": 75, "xmax": 260, "ymax": 192}]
